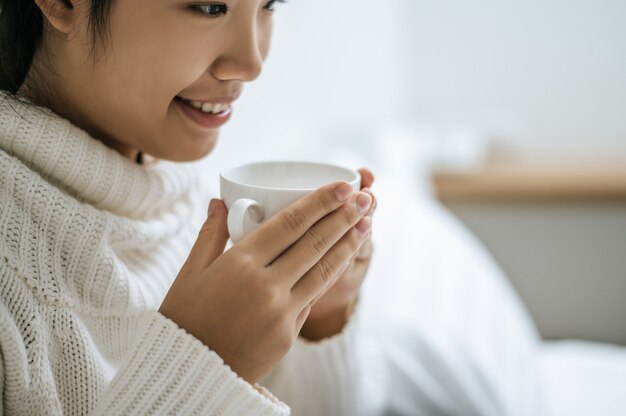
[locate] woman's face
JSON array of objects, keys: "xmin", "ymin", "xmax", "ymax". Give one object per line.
[{"xmin": 30, "ymin": 0, "xmax": 277, "ymax": 162}]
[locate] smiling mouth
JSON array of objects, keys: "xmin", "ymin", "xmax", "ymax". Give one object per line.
[
  {"xmin": 175, "ymin": 96, "xmax": 232, "ymax": 115},
  {"xmin": 173, "ymin": 96, "xmax": 233, "ymax": 129}
]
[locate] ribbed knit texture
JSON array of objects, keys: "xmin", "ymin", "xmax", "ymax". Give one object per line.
[
  {"xmin": 0, "ymin": 92, "xmax": 293, "ymax": 415},
  {"xmin": 0, "ymin": 92, "xmax": 370, "ymax": 416}
]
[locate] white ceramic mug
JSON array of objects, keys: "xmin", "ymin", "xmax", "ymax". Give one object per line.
[{"xmin": 220, "ymin": 161, "xmax": 361, "ymax": 244}]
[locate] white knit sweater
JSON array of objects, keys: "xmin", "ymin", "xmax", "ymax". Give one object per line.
[{"xmin": 0, "ymin": 93, "xmax": 367, "ymax": 415}]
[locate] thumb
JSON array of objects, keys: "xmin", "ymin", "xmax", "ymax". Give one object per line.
[{"xmin": 186, "ymin": 199, "xmax": 230, "ymax": 270}]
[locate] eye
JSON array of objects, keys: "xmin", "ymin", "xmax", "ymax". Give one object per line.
[
  {"xmin": 263, "ymin": 0, "xmax": 287, "ymax": 12},
  {"xmin": 190, "ymin": 1, "xmax": 287, "ymax": 18},
  {"xmin": 190, "ymin": 3, "xmax": 229, "ymax": 18}
]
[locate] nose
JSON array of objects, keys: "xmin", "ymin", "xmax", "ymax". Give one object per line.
[{"xmin": 211, "ymin": 19, "xmax": 266, "ymax": 83}]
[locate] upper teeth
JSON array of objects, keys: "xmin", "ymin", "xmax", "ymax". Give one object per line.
[{"xmin": 187, "ymin": 100, "xmax": 231, "ymax": 114}]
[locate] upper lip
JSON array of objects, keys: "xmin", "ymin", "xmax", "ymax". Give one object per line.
[{"xmin": 177, "ymin": 95, "xmax": 239, "ymax": 105}]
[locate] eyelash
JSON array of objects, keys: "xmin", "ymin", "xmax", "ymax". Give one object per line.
[{"xmin": 191, "ymin": 0, "xmax": 286, "ymax": 17}]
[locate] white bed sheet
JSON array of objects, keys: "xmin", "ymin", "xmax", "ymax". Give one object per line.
[{"xmin": 541, "ymin": 340, "xmax": 626, "ymax": 416}]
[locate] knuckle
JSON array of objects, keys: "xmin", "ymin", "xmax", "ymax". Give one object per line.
[
  {"xmin": 236, "ymin": 252, "xmax": 257, "ymax": 274},
  {"xmin": 261, "ymin": 278, "xmax": 279, "ymax": 298},
  {"xmin": 316, "ymin": 258, "xmax": 335, "ymax": 285},
  {"xmin": 305, "ymin": 228, "xmax": 328, "ymax": 256},
  {"xmin": 283, "ymin": 207, "xmax": 307, "ymax": 234},
  {"xmin": 318, "ymin": 187, "xmax": 337, "ymax": 211},
  {"xmin": 341, "ymin": 205, "xmax": 356, "ymax": 228},
  {"xmin": 258, "ymin": 285, "xmax": 282, "ymax": 310},
  {"xmin": 198, "ymin": 220, "xmax": 215, "ymax": 237},
  {"xmin": 350, "ymin": 228, "xmax": 365, "ymax": 247}
]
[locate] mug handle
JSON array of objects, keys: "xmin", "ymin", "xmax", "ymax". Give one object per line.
[{"xmin": 227, "ymin": 198, "xmax": 266, "ymax": 243}]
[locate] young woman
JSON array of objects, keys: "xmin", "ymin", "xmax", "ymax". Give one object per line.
[
  {"xmin": 0, "ymin": 1, "xmax": 545, "ymax": 415},
  {"xmin": 0, "ymin": 0, "xmax": 378, "ymax": 414}
]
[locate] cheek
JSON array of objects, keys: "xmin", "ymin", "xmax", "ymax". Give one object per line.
[{"xmin": 105, "ymin": 8, "xmax": 220, "ymax": 112}]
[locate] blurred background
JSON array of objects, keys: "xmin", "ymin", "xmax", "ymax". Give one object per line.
[{"xmin": 205, "ymin": 0, "xmax": 626, "ymax": 346}]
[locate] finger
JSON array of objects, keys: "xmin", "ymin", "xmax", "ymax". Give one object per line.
[
  {"xmin": 300, "ymin": 255, "xmax": 352, "ymax": 313},
  {"xmin": 290, "ymin": 216, "xmax": 372, "ymax": 307},
  {"xmin": 239, "ymin": 181, "xmax": 358, "ymax": 265},
  {"xmin": 358, "ymin": 168, "xmax": 375, "ymax": 189},
  {"xmin": 270, "ymin": 193, "xmax": 373, "ymax": 287},
  {"xmin": 354, "ymin": 251, "xmax": 373, "ymax": 281},
  {"xmin": 185, "ymin": 199, "xmax": 231, "ymax": 271},
  {"xmin": 355, "ymin": 239, "xmax": 373, "ymax": 260},
  {"xmin": 361, "ymin": 188, "xmax": 377, "ymax": 217},
  {"xmin": 295, "ymin": 304, "xmax": 312, "ymax": 334},
  {"xmin": 348, "ymin": 253, "xmax": 373, "ymax": 288}
]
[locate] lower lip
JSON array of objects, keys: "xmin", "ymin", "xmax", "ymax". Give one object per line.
[{"xmin": 174, "ymin": 97, "xmax": 233, "ymax": 129}]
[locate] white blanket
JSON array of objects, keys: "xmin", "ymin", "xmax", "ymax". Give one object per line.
[
  {"xmin": 356, "ymin": 173, "xmax": 546, "ymax": 415},
  {"xmin": 541, "ymin": 340, "xmax": 626, "ymax": 416}
]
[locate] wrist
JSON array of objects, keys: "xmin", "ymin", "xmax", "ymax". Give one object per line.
[{"xmin": 299, "ymin": 296, "xmax": 359, "ymax": 341}]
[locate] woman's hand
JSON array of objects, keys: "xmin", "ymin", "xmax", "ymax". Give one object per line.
[
  {"xmin": 299, "ymin": 168, "xmax": 377, "ymax": 341},
  {"xmin": 299, "ymin": 169, "xmax": 377, "ymax": 341},
  {"xmin": 158, "ymin": 180, "xmax": 373, "ymax": 385}
]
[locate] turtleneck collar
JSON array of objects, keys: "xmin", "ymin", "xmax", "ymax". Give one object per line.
[{"xmin": 0, "ymin": 91, "xmax": 206, "ymax": 220}]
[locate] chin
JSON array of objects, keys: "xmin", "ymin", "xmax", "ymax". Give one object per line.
[{"xmin": 157, "ymin": 135, "xmax": 219, "ymax": 163}]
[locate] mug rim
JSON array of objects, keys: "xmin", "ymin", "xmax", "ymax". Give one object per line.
[{"xmin": 220, "ymin": 160, "xmax": 360, "ymax": 191}]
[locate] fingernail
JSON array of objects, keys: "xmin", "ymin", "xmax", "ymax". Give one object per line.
[
  {"xmin": 336, "ymin": 182, "xmax": 353, "ymax": 202},
  {"xmin": 208, "ymin": 199, "xmax": 217, "ymax": 216},
  {"xmin": 356, "ymin": 193, "xmax": 372, "ymax": 214},
  {"xmin": 362, "ymin": 189, "xmax": 375, "ymax": 214}
]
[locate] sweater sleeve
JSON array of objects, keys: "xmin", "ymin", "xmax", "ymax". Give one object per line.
[
  {"xmin": 258, "ymin": 296, "xmax": 374, "ymax": 416},
  {"xmin": 94, "ymin": 310, "xmax": 290, "ymax": 415}
]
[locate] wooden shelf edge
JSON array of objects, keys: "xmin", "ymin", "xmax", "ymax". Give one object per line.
[{"xmin": 431, "ymin": 164, "xmax": 626, "ymax": 202}]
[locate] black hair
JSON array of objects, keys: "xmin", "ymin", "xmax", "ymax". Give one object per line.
[{"xmin": 0, "ymin": 0, "xmax": 114, "ymax": 94}]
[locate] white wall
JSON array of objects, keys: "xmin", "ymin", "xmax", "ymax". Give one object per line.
[{"xmin": 402, "ymin": 0, "xmax": 626, "ymax": 160}]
